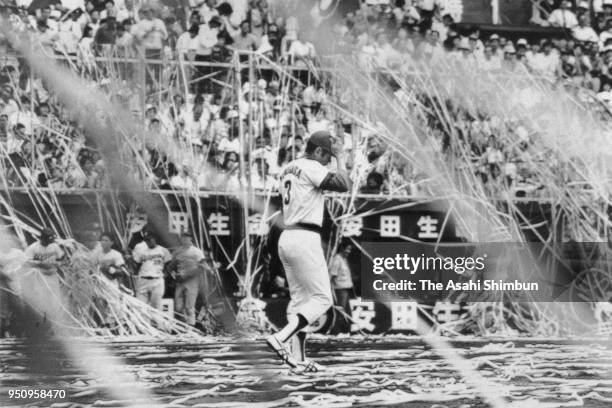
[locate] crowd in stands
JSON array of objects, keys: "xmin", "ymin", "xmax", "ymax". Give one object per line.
[{"xmin": 1, "ymin": 0, "xmax": 610, "ymax": 197}]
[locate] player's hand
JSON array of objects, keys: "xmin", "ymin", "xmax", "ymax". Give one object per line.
[{"xmin": 331, "ymin": 137, "xmax": 343, "ymax": 157}]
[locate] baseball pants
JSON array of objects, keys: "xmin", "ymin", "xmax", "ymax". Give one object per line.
[
  {"xmin": 278, "ymin": 229, "xmax": 333, "ymax": 324},
  {"xmin": 174, "ymin": 277, "xmax": 199, "ymax": 325},
  {"xmin": 136, "ymin": 277, "xmax": 164, "ymax": 310}
]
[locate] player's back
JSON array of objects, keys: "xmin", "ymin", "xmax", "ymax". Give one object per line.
[{"xmin": 278, "ymin": 157, "xmax": 329, "ymax": 227}]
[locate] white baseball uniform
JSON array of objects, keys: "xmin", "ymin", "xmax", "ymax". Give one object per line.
[
  {"xmin": 132, "ymin": 242, "xmax": 171, "ymax": 310},
  {"xmin": 278, "ymin": 158, "xmax": 333, "ymax": 323}
]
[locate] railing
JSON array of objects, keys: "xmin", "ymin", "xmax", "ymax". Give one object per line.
[{"xmin": 3, "ymin": 187, "xmax": 560, "ymax": 203}]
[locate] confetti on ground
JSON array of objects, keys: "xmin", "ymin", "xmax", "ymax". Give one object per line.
[{"xmin": 0, "ymin": 337, "xmax": 610, "ymax": 407}]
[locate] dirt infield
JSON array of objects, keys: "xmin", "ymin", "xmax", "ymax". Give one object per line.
[{"xmin": 0, "ymin": 336, "xmax": 611, "ymax": 407}]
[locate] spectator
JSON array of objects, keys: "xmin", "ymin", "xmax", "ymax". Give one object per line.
[
  {"xmin": 548, "ymin": 0, "xmax": 578, "ymax": 28},
  {"xmin": 56, "ymin": 9, "xmax": 83, "ymax": 57},
  {"xmin": 193, "ymin": 17, "xmax": 219, "ymax": 94},
  {"xmin": 92, "ymin": 232, "xmax": 126, "ymax": 281},
  {"xmin": 169, "ymin": 164, "xmax": 195, "ymax": 189},
  {"xmin": 286, "ymin": 30, "xmax": 316, "ymax": 68},
  {"xmin": 36, "ymin": 21, "xmax": 59, "ymax": 56},
  {"xmin": 251, "ymin": 157, "xmax": 276, "ymax": 190},
  {"xmin": 329, "ymin": 241, "xmax": 354, "ymax": 334},
  {"xmin": 360, "ymin": 171, "xmax": 384, "ymax": 194},
  {"xmin": 131, "ymin": 232, "xmax": 171, "ymax": 310},
  {"xmin": 132, "ymin": 4, "xmax": 168, "ymax": 88},
  {"xmin": 232, "ymin": 20, "xmax": 258, "ymax": 54},
  {"xmin": 6, "ymin": 139, "xmax": 33, "ymax": 186},
  {"xmin": 0, "ymin": 84, "xmax": 19, "ymax": 117},
  {"xmin": 176, "ymin": 23, "xmax": 199, "ymax": 59},
  {"xmin": 573, "ymin": 14, "xmax": 599, "ymax": 43},
  {"xmin": 199, "ymin": 0, "xmax": 219, "ymax": 24},
  {"xmin": 94, "ymin": 8, "xmax": 119, "ymax": 53},
  {"xmin": 77, "ymin": 25, "xmax": 96, "ymax": 74},
  {"xmin": 481, "ymin": 44, "xmax": 502, "ymax": 71},
  {"xmin": 530, "ymin": 40, "xmax": 560, "ymax": 79},
  {"xmin": 24, "ymin": 228, "xmax": 65, "ymax": 323},
  {"xmin": 221, "ymin": 151, "xmax": 240, "ymax": 190},
  {"xmin": 183, "ymin": 101, "xmax": 211, "ymax": 144},
  {"xmin": 115, "ymin": 19, "xmax": 136, "ymax": 62}
]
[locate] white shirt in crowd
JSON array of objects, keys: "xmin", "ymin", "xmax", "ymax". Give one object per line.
[
  {"xmin": 182, "ymin": 110, "xmax": 210, "ymax": 144},
  {"xmin": 176, "ymin": 32, "xmax": 195, "ymax": 57},
  {"xmin": 279, "ymin": 157, "xmax": 329, "ymax": 227},
  {"xmin": 529, "ymin": 51, "xmax": 559, "ymax": 79},
  {"xmin": 217, "ymin": 136, "xmax": 240, "ymax": 153},
  {"xmin": 597, "ymin": 90, "xmax": 612, "ymax": 107},
  {"xmin": 133, "ymin": 18, "xmax": 168, "ymax": 50},
  {"xmin": 573, "ymin": 25, "xmax": 598, "ymax": 43},
  {"xmin": 251, "ymin": 172, "xmax": 277, "ymax": 190},
  {"xmin": 1, "ymin": 98, "xmax": 19, "ymax": 118},
  {"xmin": 56, "ymin": 20, "xmax": 82, "ymax": 54},
  {"xmin": 329, "ymin": 253, "xmax": 353, "ymax": 289},
  {"xmin": 92, "ymin": 247, "xmax": 125, "ymax": 270},
  {"xmin": 599, "ymin": 30, "xmax": 612, "ymax": 48},
  {"xmin": 170, "ymin": 173, "xmax": 195, "ymax": 189},
  {"xmin": 61, "ymin": 0, "xmax": 85, "ymax": 10},
  {"xmin": 198, "ymin": 4, "xmax": 219, "ymax": 23},
  {"xmin": 480, "ymin": 54, "xmax": 502, "ymax": 71},
  {"xmin": 287, "ymin": 40, "xmax": 316, "ymax": 65},
  {"xmin": 194, "ymin": 24, "xmax": 218, "ymax": 55},
  {"xmin": 547, "ymin": 9, "xmax": 578, "ymax": 28},
  {"xmin": 132, "ymin": 242, "xmax": 171, "ymax": 278}
]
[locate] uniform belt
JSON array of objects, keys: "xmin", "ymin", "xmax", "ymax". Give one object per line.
[
  {"xmin": 285, "ymin": 223, "xmax": 322, "ymax": 234},
  {"xmin": 139, "ymin": 276, "xmax": 162, "ymax": 280}
]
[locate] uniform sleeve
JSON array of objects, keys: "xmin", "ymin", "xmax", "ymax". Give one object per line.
[
  {"xmin": 51, "ymin": 244, "xmax": 64, "ymax": 261},
  {"xmin": 306, "ymin": 161, "xmax": 330, "ymax": 188},
  {"xmin": 113, "ymin": 251, "xmax": 126, "ymax": 267},
  {"xmin": 163, "ymin": 247, "xmax": 172, "ymax": 263}
]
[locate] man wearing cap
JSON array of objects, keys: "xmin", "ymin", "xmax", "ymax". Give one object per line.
[
  {"xmin": 24, "ymin": 228, "xmax": 66, "ymax": 323},
  {"xmin": 132, "ymin": 233, "xmax": 171, "ymax": 310},
  {"xmin": 489, "ymin": 34, "xmax": 502, "ymax": 58},
  {"xmin": 576, "ymin": 1, "xmax": 590, "ymax": 16},
  {"xmin": 481, "ymin": 44, "xmax": 502, "ymax": 71},
  {"xmin": 25, "ymin": 228, "xmax": 65, "ymax": 275},
  {"xmin": 168, "ymin": 231, "xmax": 206, "ymax": 326},
  {"xmin": 267, "ymin": 130, "xmax": 351, "ymax": 372},
  {"xmin": 515, "ymin": 38, "xmax": 533, "ymax": 64}
]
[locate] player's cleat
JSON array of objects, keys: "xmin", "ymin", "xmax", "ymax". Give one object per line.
[
  {"xmin": 266, "ymin": 334, "xmax": 299, "ymax": 368},
  {"xmin": 293, "ymin": 359, "xmax": 324, "ymax": 373}
]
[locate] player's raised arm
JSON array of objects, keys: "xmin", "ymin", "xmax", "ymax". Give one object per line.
[{"xmin": 320, "ymin": 138, "xmax": 352, "ymax": 193}]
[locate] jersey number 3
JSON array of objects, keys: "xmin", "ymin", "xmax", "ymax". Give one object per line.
[{"xmin": 283, "ymin": 180, "xmax": 292, "ymax": 205}]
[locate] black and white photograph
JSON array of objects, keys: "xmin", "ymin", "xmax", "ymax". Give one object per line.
[{"xmin": 0, "ymin": 0, "xmax": 611, "ymax": 407}]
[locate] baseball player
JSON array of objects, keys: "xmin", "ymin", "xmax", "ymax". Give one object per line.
[
  {"xmin": 23, "ymin": 228, "xmax": 66, "ymax": 326},
  {"xmin": 267, "ymin": 130, "xmax": 351, "ymax": 372},
  {"xmin": 167, "ymin": 231, "xmax": 206, "ymax": 326},
  {"xmin": 131, "ymin": 232, "xmax": 171, "ymax": 310}
]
